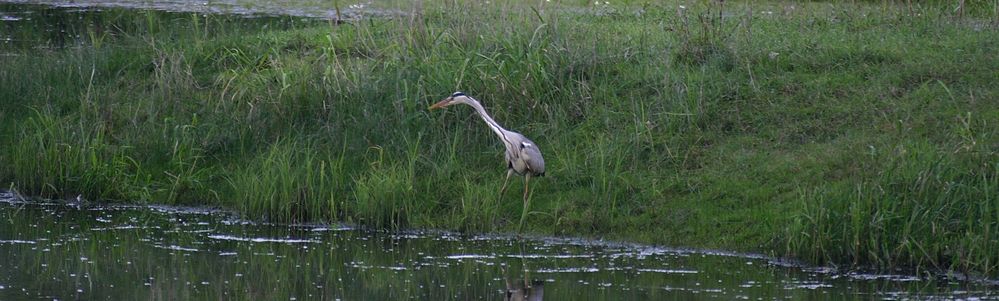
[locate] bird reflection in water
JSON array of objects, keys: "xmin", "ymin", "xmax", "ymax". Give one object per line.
[{"xmin": 502, "ymin": 265, "xmax": 544, "ymax": 301}]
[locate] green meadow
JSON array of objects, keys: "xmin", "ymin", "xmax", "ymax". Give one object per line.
[{"xmin": 1, "ymin": 1, "xmax": 997, "ymax": 277}]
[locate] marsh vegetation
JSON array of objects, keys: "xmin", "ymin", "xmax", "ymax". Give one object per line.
[{"xmin": 1, "ymin": 1, "xmax": 997, "ymax": 278}]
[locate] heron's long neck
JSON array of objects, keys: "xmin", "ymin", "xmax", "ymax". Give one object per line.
[{"xmin": 465, "ymin": 98, "xmax": 511, "ymax": 143}]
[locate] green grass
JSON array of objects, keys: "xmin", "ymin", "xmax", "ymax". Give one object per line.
[
  {"xmin": 1, "ymin": 1, "xmax": 998, "ymax": 277},
  {"xmin": 789, "ymin": 142, "xmax": 999, "ymax": 275}
]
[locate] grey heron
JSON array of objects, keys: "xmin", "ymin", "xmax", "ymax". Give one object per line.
[{"xmin": 430, "ymin": 92, "xmax": 546, "ymax": 226}]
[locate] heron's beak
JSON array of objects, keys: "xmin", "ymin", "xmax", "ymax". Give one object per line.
[{"xmin": 429, "ymin": 98, "xmax": 452, "ymax": 110}]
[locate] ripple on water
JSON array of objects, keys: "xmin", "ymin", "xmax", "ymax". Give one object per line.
[
  {"xmin": 207, "ymin": 234, "xmax": 319, "ymax": 243},
  {"xmin": 536, "ymin": 267, "xmax": 601, "ymax": 273},
  {"xmin": 783, "ymin": 281, "xmax": 833, "ymax": 290},
  {"xmin": 308, "ymin": 226, "xmax": 353, "ymax": 232},
  {"xmin": 635, "ymin": 268, "xmax": 700, "ymax": 274},
  {"xmin": 0, "ymin": 240, "xmax": 36, "ymax": 244},
  {"xmin": 503, "ymin": 254, "xmax": 594, "ymax": 259},
  {"xmin": 0, "ymin": 191, "xmax": 22, "ymax": 202},
  {"xmin": 846, "ymin": 273, "xmax": 921, "ymax": 282},
  {"xmin": 445, "ymin": 254, "xmax": 495, "ymax": 260},
  {"xmin": 91, "ymin": 225, "xmax": 155, "ymax": 231},
  {"xmin": 152, "ymin": 245, "xmax": 200, "ymax": 252}
]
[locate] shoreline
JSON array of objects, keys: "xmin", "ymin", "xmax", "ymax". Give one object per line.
[{"xmin": 4, "ymin": 190, "xmax": 998, "ymax": 286}]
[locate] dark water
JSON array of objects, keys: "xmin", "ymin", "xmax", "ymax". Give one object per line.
[
  {"xmin": 0, "ymin": 0, "xmax": 401, "ymax": 20},
  {"xmin": 0, "ymin": 3, "xmax": 328, "ymax": 51},
  {"xmin": 0, "ymin": 192, "xmax": 996, "ymax": 300}
]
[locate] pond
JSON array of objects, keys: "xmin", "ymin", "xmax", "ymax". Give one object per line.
[
  {"xmin": 0, "ymin": 0, "xmax": 403, "ymax": 20},
  {"xmin": 1, "ymin": 192, "xmax": 996, "ymax": 300}
]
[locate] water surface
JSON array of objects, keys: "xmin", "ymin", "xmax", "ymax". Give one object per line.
[
  {"xmin": 0, "ymin": 0, "xmax": 401, "ymax": 20},
  {"xmin": 0, "ymin": 192, "xmax": 996, "ymax": 300}
]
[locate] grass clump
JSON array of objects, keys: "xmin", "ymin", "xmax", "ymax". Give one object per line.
[
  {"xmin": 5, "ymin": 110, "xmax": 146, "ymax": 201},
  {"xmin": 352, "ymin": 162, "xmax": 416, "ymax": 229},
  {"xmin": 226, "ymin": 139, "xmax": 347, "ymax": 222},
  {"xmin": 789, "ymin": 142, "xmax": 999, "ymax": 275}
]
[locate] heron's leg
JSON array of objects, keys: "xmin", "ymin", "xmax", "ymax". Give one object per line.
[
  {"xmin": 523, "ymin": 265, "xmax": 531, "ymax": 289},
  {"xmin": 499, "ymin": 169, "xmax": 514, "ymax": 198},
  {"xmin": 522, "ymin": 174, "xmax": 531, "ymax": 205},
  {"xmin": 501, "ymin": 266, "xmax": 512, "ymax": 292},
  {"xmin": 518, "ymin": 174, "xmax": 532, "ymax": 233}
]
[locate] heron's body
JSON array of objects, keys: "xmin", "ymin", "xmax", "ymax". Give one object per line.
[
  {"xmin": 504, "ymin": 132, "xmax": 545, "ymax": 177},
  {"xmin": 430, "ymin": 92, "xmax": 546, "ymax": 230}
]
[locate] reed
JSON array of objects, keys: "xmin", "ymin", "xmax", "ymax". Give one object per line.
[{"xmin": 788, "ymin": 142, "xmax": 999, "ymax": 275}]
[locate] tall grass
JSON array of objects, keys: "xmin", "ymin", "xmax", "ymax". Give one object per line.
[
  {"xmin": 789, "ymin": 142, "xmax": 999, "ymax": 275},
  {"xmin": 226, "ymin": 139, "xmax": 348, "ymax": 222},
  {"xmin": 3, "ymin": 109, "xmax": 145, "ymax": 201},
  {"xmin": 1, "ymin": 2, "xmax": 997, "ymax": 276}
]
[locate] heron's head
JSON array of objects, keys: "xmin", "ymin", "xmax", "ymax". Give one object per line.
[{"xmin": 429, "ymin": 91, "xmax": 471, "ymax": 110}]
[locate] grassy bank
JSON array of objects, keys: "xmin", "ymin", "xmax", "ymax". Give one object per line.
[{"xmin": 1, "ymin": 2, "xmax": 997, "ymax": 277}]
